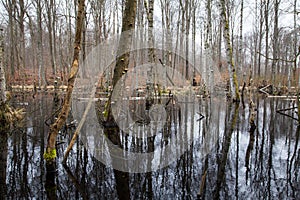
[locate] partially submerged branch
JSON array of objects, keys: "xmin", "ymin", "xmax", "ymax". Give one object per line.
[
  {"xmin": 62, "ymin": 85, "xmax": 96, "ymax": 164},
  {"xmin": 276, "ymin": 107, "xmax": 298, "ymax": 122}
]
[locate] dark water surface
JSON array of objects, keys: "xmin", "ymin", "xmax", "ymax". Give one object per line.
[{"xmin": 1, "ymin": 93, "xmax": 299, "ymax": 199}]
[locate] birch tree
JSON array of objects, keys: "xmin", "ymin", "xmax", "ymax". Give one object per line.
[
  {"xmin": 145, "ymin": 0, "xmax": 155, "ymax": 109},
  {"xmin": 204, "ymin": 0, "xmax": 213, "ymax": 92},
  {"xmin": 219, "ymin": 0, "xmax": 240, "ymax": 102}
]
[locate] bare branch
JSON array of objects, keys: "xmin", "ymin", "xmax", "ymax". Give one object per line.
[{"xmin": 256, "ymin": 46, "xmax": 300, "ymax": 63}]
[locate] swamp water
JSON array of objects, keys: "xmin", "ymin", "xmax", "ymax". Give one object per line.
[{"xmin": 0, "ymin": 93, "xmax": 299, "ymax": 199}]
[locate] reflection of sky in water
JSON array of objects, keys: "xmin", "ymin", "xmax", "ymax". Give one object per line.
[{"xmin": 2, "ymin": 95, "xmax": 299, "ymax": 199}]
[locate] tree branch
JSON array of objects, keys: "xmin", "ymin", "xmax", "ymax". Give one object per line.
[{"xmin": 256, "ymin": 45, "xmax": 300, "ymax": 63}]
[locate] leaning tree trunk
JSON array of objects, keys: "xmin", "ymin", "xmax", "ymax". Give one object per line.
[
  {"xmin": 105, "ymin": 0, "xmax": 137, "ymax": 124},
  {"xmin": 111, "ymin": 0, "xmax": 137, "ymax": 88},
  {"xmin": 44, "ymin": 0, "xmax": 85, "ymax": 166},
  {"xmin": 219, "ymin": 0, "xmax": 240, "ymax": 102}
]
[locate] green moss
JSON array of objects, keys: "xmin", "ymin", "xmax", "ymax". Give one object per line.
[
  {"xmin": 103, "ymin": 110, "xmax": 108, "ymax": 118},
  {"xmin": 103, "ymin": 101, "xmax": 110, "ymax": 118},
  {"xmin": 43, "ymin": 149, "xmax": 57, "ymax": 162}
]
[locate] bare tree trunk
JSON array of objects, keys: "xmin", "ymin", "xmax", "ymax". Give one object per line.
[
  {"xmin": 105, "ymin": 0, "xmax": 137, "ymax": 123},
  {"xmin": 257, "ymin": 0, "xmax": 264, "ymax": 77},
  {"xmin": 146, "ymin": 0, "xmax": 155, "ymax": 61},
  {"xmin": 292, "ymin": 0, "xmax": 297, "ymax": 85},
  {"xmin": 26, "ymin": 13, "xmax": 37, "ymax": 81},
  {"xmin": 0, "ymin": 28, "xmax": 5, "ymax": 104},
  {"xmin": 238, "ymin": 0, "xmax": 244, "ymax": 80},
  {"xmin": 179, "ymin": 0, "xmax": 185, "ymax": 76},
  {"xmin": 219, "ymin": 0, "xmax": 240, "ymax": 102},
  {"xmin": 160, "ymin": 0, "xmax": 172, "ymax": 68},
  {"xmin": 145, "ymin": 0, "xmax": 155, "ymax": 109},
  {"xmin": 204, "ymin": 0, "xmax": 213, "ymax": 92},
  {"xmin": 46, "ymin": 0, "xmax": 57, "ymax": 75},
  {"xmin": 44, "ymin": 0, "xmax": 85, "ymax": 166},
  {"xmin": 52, "ymin": 0, "xmax": 57, "ymax": 74},
  {"xmin": 18, "ymin": 0, "xmax": 26, "ymax": 76},
  {"xmin": 271, "ymin": 0, "xmax": 279, "ymax": 85},
  {"xmin": 218, "ymin": 19, "xmax": 222, "ymax": 69},
  {"xmin": 185, "ymin": 0, "xmax": 191, "ymax": 80},
  {"xmin": 36, "ymin": 0, "xmax": 46, "ymax": 87},
  {"xmin": 192, "ymin": 2, "xmax": 196, "ymax": 82},
  {"xmin": 264, "ymin": 0, "xmax": 270, "ymax": 77},
  {"xmin": 111, "ymin": 0, "xmax": 137, "ymax": 88},
  {"xmin": 5, "ymin": 0, "xmax": 16, "ymax": 77}
]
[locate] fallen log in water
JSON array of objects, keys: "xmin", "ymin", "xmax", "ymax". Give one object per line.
[
  {"xmin": 267, "ymin": 95, "xmax": 297, "ymax": 99},
  {"xmin": 11, "ymin": 85, "xmax": 68, "ymax": 92}
]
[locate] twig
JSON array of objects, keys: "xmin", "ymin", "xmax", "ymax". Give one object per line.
[
  {"xmin": 44, "ymin": 106, "xmax": 62, "ymax": 126},
  {"xmin": 159, "ymin": 59, "xmax": 174, "ymax": 86},
  {"xmin": 196, "ymin": 112, "xmax": 205, "ymax": 121},
  {"xmin": 241, "ymin": 82, "xmax": 246, "ymax": 109},
  {"xmin": 276, "ymin": 106, "xmax": 297, "ymax": 112},
  {"xmin": 258, "ymin": 84, "xmax": 271, "ymax": 96},
  {"xmin": 276, "ymin": 106, "xmax": 298, "ymax": 121}
]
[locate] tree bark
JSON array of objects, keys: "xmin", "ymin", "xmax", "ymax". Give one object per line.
[
  {"xmin": 46, "ymin": 0, "xmax": 57, "ymax": 75},
  {"xmin": 205, "ymin": 0, "xmax": 213, "ymax": 92},
  {"xmin": 145, "ymin": 0, "xmax": 155, "ymax": 109},
  {"xmin": 292, "ymin": 0, "xmax": 297, "ymax": 85},
  {"xmin": 0, "ymin": 28, "xmax": 6, "ymax": 104},
  {"xmin": 238, "ymin": 0, "xmax": 244, "ymax": 78},
  {"xmin": 17, "ymin": 0, "xmax": 26, "ymax": 78},
  {"xmin": 5, "ymin": 0, "xmax": 16, "ymax": 77},
  {"xmin": 271, "ymin": 0, "xmax": 279, "ymax": 85},
  {"xmin": 105, "ymin": 0, "xmax": 137, "ymax": 123},
  {"xmin": 219, "ymin": 0, "xmax": 240, "ymax": 102},
  {"xmin": 264, "ymin": 0, "xmax": 270, "ymax": 76},
  {"xmin": 257, "ymin": 0, "xmax": 264, "ymax": 77},
  {"xmin": 36, "ymin": 0, "xmax": 46, "ymax": 87},
  {"xmin": 44, "ymin": 0, "xmax": 85, "ymax": 165}
]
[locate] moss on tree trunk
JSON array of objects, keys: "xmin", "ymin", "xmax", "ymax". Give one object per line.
[
  {"xmin": 219, "ymin": 0, "xmax": 240, "ymax": 102},
  {"xmin": 44, "ymin": 0, "xmax": 85, "ymax": 164}
]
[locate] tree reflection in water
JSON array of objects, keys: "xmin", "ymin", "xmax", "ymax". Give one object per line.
[{"xmin": 1, "ymin": 93, "xmax": 299, "ymax": 199}]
